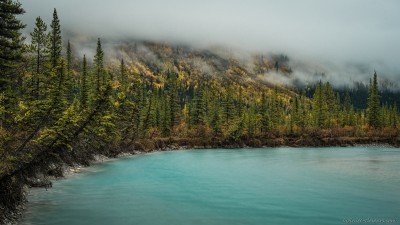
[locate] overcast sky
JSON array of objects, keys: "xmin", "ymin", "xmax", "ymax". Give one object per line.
[{"xmin": 19, "ymin": 0, "xmax": 400, "ymax": 85}]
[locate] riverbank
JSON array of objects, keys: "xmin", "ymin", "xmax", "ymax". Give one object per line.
[
  {"xmin": 1, "ymin": 136, "xmax": 399, "ymax": 225},
  {"xmin": 131, "ymin": 136, "xmax": 400, "ymax": 152}
]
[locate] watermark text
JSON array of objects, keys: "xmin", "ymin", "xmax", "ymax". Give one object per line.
[{"xmin": 343, "ymin": 218, "xmax": 397, "ymax": 224}]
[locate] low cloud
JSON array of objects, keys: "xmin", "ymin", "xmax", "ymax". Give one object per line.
[{"xmin": 19, "ymin": 0, "xmax": 400, "ymax": 87}]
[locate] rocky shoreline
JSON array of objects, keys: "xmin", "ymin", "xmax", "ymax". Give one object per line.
[{"xmin": 1, "ymin": 137, "xmax": 399, "ymax": 225}]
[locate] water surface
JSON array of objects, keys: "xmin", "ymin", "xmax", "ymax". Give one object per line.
[{"xmin": 20, "ymin": 148, "xmax": 400, "ymax": 225}]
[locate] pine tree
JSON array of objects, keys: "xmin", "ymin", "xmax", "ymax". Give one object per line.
[
  {"xmin": 52, "ymin": 58, "xmax": 67, "ymax": 113},
  {"xmin": 190, "ymin": 87, "xmax": 204, "ymax": 126},
  {"xmin": 324, "ymin": 82, "xmax": 335, "ymax": 128},
  {"xmin": 66, "ymin": 40, "xmax": 72, "ymax": 72},
  {"xmin": 334, "ymin": 93, "xmax": 341, "ymax": 127},
  {"xmin": 0, "ymin": 0, "xmax": 25, "ymax": 78},
  {"xmin": 247, "ymin": 105, "xmax": 260, "ymax": 136},
  {"xmin": 161, "ymin": 95, "xmax": 171, "ymax": 136},
  {"xmin": 50, "ymin": 8, "xmax": 62, "ymax": 68},
  {"xmin": 65, "ymin": 40, "xmax": 75, "ymax": 101},
  {"xmin": 0, "ymin": 0, "xmax": 26, "ymax": 126},
  {"xmin": 120, "ymin": 59, "xmax": 127, "ymax": 91},
  {"xmin": 210, "ymin": 101, "xmax": 221, "ymax": 135},
  {"xmin": 390, "ymin": 104, "xmax": 397, "ymax": 128},
  {"xmin": 260, "ymin": 92, "xmax": 270, "ymax": 134},
  {"xmin": 270, "ymin": 87, "xmax": 280, "ymax": 129},
  {"xmin": 292, "ymin": 96, "xmax": 301, "ymax": 129},
  {"xmin": 94, "ymin": 38, "xmax": 104, "ymax": 94},
  {"xmin": 30, "ymin": 16, "xmax": 49, "ymax": 100},
  {"xmin": 343, "ymin": 92, "xmax": 352, "ymax": 126},
  {"xmin": 80, "ymin": 55, "xmax": 88, "ymax": 108},
  {"xmin": 237, "ymin": 88, "xmax": 244, "ymax": 117},
  {"xmin": 367, "ymin": 72, "xmax": 380, "ymax": 128},
  {"xmin": 222, "ymin": 86, "xmax": 235, "ymax": 124},
  {"xmin": 312, "ymin": 81, "xmax": 327, "ymax": 128},
  {"xmin": 300, "ymin": 93, "xmax": 309, "ymax": 129},
  {"xmin": 166, "ymin": 70, "xmax": 180, "ymax": 128}
]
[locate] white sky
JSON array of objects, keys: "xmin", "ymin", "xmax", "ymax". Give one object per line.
[{"xmin": 19, "ymin": 0, "xmax": 400, "ymax": 84}]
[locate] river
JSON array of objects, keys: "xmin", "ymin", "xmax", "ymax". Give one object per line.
[{"xmin": 20, "ymin": 148, "xmax": 400, "ymax": 225}]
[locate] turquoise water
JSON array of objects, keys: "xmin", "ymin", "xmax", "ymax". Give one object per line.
[{"xmin": 20, "ymin": 148, "xmax": 400, "ymax": 225}]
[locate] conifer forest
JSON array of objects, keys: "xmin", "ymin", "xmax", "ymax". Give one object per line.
[{"xmin": 1, "ymin": 1, "xmax": 400, "ymax": 222}]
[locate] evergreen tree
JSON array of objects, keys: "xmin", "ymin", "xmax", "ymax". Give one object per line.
[
  {"xmin": 94, "ymin": 38, "xmax": 104, "ymax": 94},
  {"xmin": 222, "ymin": 86, "xmax": 235, "ymax": 124},
  {"xmin": 190, "ymin": 87, "xmax": 204, "ymax": 126},
  {"xmin": 367, "ymin": 72, "xmax": 380, "ymax": 128},
  {"xmin": 66, "ymin": 40, "xmax": 72, "ymax": 73},
  {"xmin": 30, "ymin": 16, "xmax": 49, "ymax": 99},
  {"xmin": 65, "ymin": 40, "xmax": 74, "ymax": 101},
  {"xmin": 0, "ymin": 0, "xmax": 26, "ymax": 126},
  {"xmin": 324, "ymin": 82, "xmax": 335, "ymax": 128},
  {"xmin": 120, "ymin": 59, "xmax": 127, "ymax": 91},
  {"xmin": 210, "ymin": 101, "xmax": 221, "ymax": 135},
  {"xmin": 80, "ymin": 55, "xmax": 88, "ymax": 108},
  {"xmin": 247, "ymin": 105, "xmax": 260, "ymax": 136},
  {"xmin": 49, "ymin": 8, "xmax": 62, "ymax": 68},
  {"xmin": 166, "ymin": 70, "xmax": 180, "ymax": 128},
  {"xmin": 390, "ymin": 104, "xmax": 397, "ymax": 128},
  {"xmin": 334, "ymin": 93, "xmax": 341, "ymax": 127},
  {"xmin": 292, "ymin": 96, "xmax": 301, "ymax": 129},
  {"xmin": 260, "ymin": 92, "xmax": 270, "ymax": 134},
  {"xmin": 343, "ymin": 92, "xmax": 353, "ymax": 126},
  {"xmin": 300, "ymin": 91, "xmax": 309, "ymax": 129},
  {"xmin": 0, "ymin": 0, "xmax": 25, "ymax": 78},
  {"xmin": 141, "ymin": 94, "xmax": 156, "ymax": 136},
  {"xmin": 312, "ymin": 81, "xmax": 327, "ymax": 128},
  {"xmin": 52, "ymin": 58, "xmax": 67, "ymax": 113},
  {"xmin": 270, "ymin": 87, "xmax": 280, "ymax": 129},
  {"xmin": 237, "ymin": 88, "xmax": 244, "ymax": 117},
  {"xmin": 161, "ymin": 95, "xmax": 171, "ymax": 136}
]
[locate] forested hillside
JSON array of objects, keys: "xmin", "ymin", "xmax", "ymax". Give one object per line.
[{"xmin": 1, "ymin": 2, "xmax": 400, "ymax": 222}]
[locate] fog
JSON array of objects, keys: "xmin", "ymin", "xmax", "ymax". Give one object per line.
[{"xmin": 19, "ymin": 0, "xmax": 400, "ymax": 87}]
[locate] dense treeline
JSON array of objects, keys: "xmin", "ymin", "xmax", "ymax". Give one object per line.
[
  {"xmin": 304, "ymin": 81, "xmax": 400, "ymax": 111},
  {"xmin": 1, "ymin": 2, "xmax": 399, "ymax": 221},
  {"xmin": 2, "ymin": 3, "xmax": 400, "ymax": 174}
]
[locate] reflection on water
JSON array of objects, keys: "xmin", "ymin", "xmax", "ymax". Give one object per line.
[{"xmin": 20, "ymin": 148, "xmax": 400, "ymax": 225}]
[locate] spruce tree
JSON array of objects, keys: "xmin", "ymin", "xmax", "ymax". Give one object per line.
[
  {"xmin": 292, "ymin": 96, "xmax": 300, "ymax": 129},
  {"xmin": 222, "ymin": 86, "xmax": 235, "ymax": 124},
  {"xmin": 166, "ymin": 70, "xmax": 180, "ymax": 128},
  {"xmin": 270, "ymin": 87, "xmax": 280, "ymax": 129},
  {"xmin": 80, "ymin": 55, "xmax": 88, "ymax": 108},
  {"xmin": 0, "ymin": 0, "xmax": 25, "ymax": 78},
  {"xmin": 260, "ymin": 92, "xmax": 270, "ymax": 134},
  {"xmin": 120, "ymin": 59, "xmax": 127, "ymax": 91},
  {"xmin": 312, "ymin": 81, "xmax": 327, "ymax": 128},
  {"xmin": 65, "ymin": 40, "xmax": 75, "ymax": 101},
  {"xmin": 161, "ymin": 95, "xmax": 171, "ymax": 136},
  {"xmin": 52, "ymin": 58, "xmax": 67, "ymax": 113},
  {"xmin": 94, "ymin": 38, "xmax": 104, "ymax": 94},
  {"xmin": 390, "ymin": 105, "xmax": 397, "ymax": 128},
  {"xmin": 190, "ymin": 87, "xmax": 204, "ymax": 126},
  {"xmin": 343, "ymin": 92, "xmax": 352, "ymax": 126},
  {"xmin": 210, "ymin": 101, "xmax": 221, "ymax": 135},
  {"xmin": 367, "ymin": 72, "xmax": 380, "ymax": 128},
  {"xmin": 30, "ymin": 16, "xmax": 49, "ymax": 100},
  {"xmin": 66, "ymin": 40, "xmax": 72, "ymax": 72},
  {"xmin": 300, "ymin": 93, "xmax": 309, "ymax": 129},
  {"xmin": 324, "ymin": 82, "xmax": 335, "ymax": 128},
  {"xmin": 0, "ymin": 0, "xmax": 26, "ymax": 126},
  {"xmin": 50, "ymin": 8, "xmax": 62, "ymax": 68}
]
